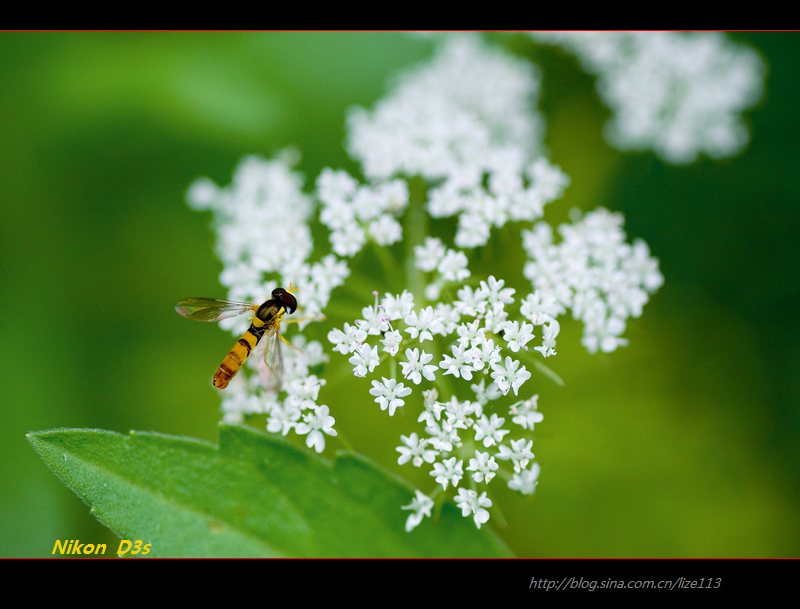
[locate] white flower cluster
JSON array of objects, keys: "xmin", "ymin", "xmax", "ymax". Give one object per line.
[
  {"xmin": 317, "ymin": 168, "xmax": 409, "ymax": 257},
  {"xmin": 522, "ymin": 208, "xmax": 664, "ymax": 354},
  {"xmin": 348, "ymin": 35, "xmax": 545, "ymax": 183},
  {"xmin": 220, "ymin": 336, "xmax": 337, "ymax": 454},
  {"xmin": 185, "ymin": 151, "xmax": 349, "ymax": 450},
  {"xmin": 327, "ymin": 201, "xmax": 662, "ymax": 529},
  {"xmin": 187, "ymin": 150, "xmax": 314, "ymax": 302},
  {"xmin": 186, "ymin": 150, "xmax": 349, "ymax": 325},
  {"xmin": 329, "ymin": 261, "xmax": 556, "ymax": 530},
  {"xmin": 346, "ymin": 35, "xmax": 566, "ymax": 249},
  {"xmin": 529, "ymin": 31, "xmax": 766, "ymax": 164},
  {"xmin": 428, "ymin": 157, "xmax": 570, "ymax": 249}
]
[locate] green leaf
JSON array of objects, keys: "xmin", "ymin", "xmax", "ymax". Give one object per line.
[{"xmin": 28, "ymin": 425, "xmax": 511, "ymax": 557}]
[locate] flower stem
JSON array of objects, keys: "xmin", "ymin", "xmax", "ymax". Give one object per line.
[{"xmin": 404, "ymin": 176, "xmax": 428, "ymax": 305}]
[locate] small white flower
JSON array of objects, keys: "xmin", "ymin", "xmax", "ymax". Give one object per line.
[
  {"xmin": 348, "ymin": 343, "xmax": 380, "ymax": 377},
  {"xmin": 430, "ymin": 456, "xmax": 464, "ymax": 490},
  {"xmin": 468, "ymin": 334, "xmax": 501, "ymax": 372},
  {"xmin": 418, "ymin": 392, "xmax": 445, "ymax": 427},
  {"xmin": 442, "ymin": 396, "xmax": 476, "ymax": 431},
  {"xmin": 527, "ymin": 158, "xmax": 570, "ymax": 201},
  {"xmin": 219, "ymin": 263, "xmax": 262, "ymax": 299},
  {"xmin": 480, "ymin": 275, "xmax": 515, "ymax": 305},
  {"xmin": 401, "ymin": 347, "xmax": 438, "ymax": 385},
  {"xmin": 455, "ymin": 210, "xmax": 492, "ymax": 249},
  {"xmin": 307, "ymin": 254, "xmax": 350, "ymax": 297},
  {"xmin": 508, "ymin": 462, "xmax": 540, "ymax": 495},
  {"xmin": 327, "ymin": 322, "xmax": 367, "ymax": 355},
  {"xmin": 220, "ymin": 375, "xmax": 272, "ymax": 421},
  {"xmin": 294, "ymin": 405, "xmax": 337, "ymax": 453},
  {"xmin": 414, "ymin": 236, "xmax": 446, "ymax": 272},
  {"xmin": 422, "ymin": 388, "xmax": 438, "ymax": 407},
  {"xmin": 285, "ymin": 374, "xmax": 326, "ymax": 402},
  {"xmin": 473, "ymin": 414, "xmax": 509, "ymax": 448},
  {"xmin": 456, "ymin": 319, "xmax": 482, "ymax": 345},
  {"xmin": 352, "ymin": 184, "xmax": 383, "ymax": 221},
  {"xmin": 358, "ymin": 304, "xmax": 391, "ymax": 336},
  {"xmin": 454, "ymin": 284, "xmax": 488, "ymax": 317},
  {"xmin": 439, "ymin": 342, "xmax": 476, "ymax": 380},
  {"xmin": 381, "ymin": 329, "xmax": 403, "ymax": 356},
  {"xmin": 369, "ymin": 377, "xmax": 412, "ymax": 416},
  {"xmin": 265, "ymin": 401, "xmax": 301, "ymax": 436},
  {"xmin": 435, "ymin": 302, "xmax": 461, "ymax": 335},
  {"xmin": 490, "ymin": 356, "xmax": 531, "ymax": 396},
  {"xmin": 396, "ymin": 433, "xmax": 438, "ymax": 467},
  {"xmin": 368, "ymin": 214, "xmax": 402, "ymax": 245},
  {"xmin": 481, "ymin": 300, "xmax": 510, "ymax": 334},
  {"xmin": 404, "ymin": 306, "xmax": 444, "ymax": 342},
  {"xmin": 185, "ymin": 176, "xmax": 217, "ymax": 210},
  {"xmin": 520, "ymin": 290, "xmax": 565, "ymax": 325},
  {"xmin": 330, "ymin": 221, "xmax": 366, "ymax": 257},
  {"xmin": 381, "ymin": 290, "xmax": 415, "ymax": 320},
  {"xmin": 454, "ymin": 488, "xmax": 492, "ymax": 529},
  {"xmin": 401, "ymin": 490, "xmax": 434, "ymax": 532},
  {"xmin": 534, "ymin": 318, "xmax": 559, "ymax": 358},
  {"xmin": 501, "ymin": 320, "xmax": 535, "ymax": 352},
  {"xmin": 510, "ymin": 395, "xmax": 544, "ymax": 430},
  {"xmin": 497, "ymin": 438, "xmax": 535, "ymax": 473},
  {"xmin": 467, "ymin": 450, "xmax": 499, "ymax": 483},
  {"xmin": 319, "ymin": 193, "xmax": 356, "ymax": 230},
  {"xmin": 425, "ymin": 420, "xmax": 460, "ymax": 452},
  {"xmin": 316, "ymin": 167, "xmax": 359, "ymax": 204},
  {"xmin": 438, "ymin": 249, "xmax": 470, "ymax": 282}
]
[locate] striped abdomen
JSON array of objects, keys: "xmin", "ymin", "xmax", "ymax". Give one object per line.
[{"xmin": 212, "ymin": 321, "xmax": 267, "ymax": 389}]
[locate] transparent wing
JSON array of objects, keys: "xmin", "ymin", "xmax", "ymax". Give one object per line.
[
  {"xmin": 175, "ymin": 298, "xmax": 259, "ymax": 323},
  {"xmin": 257, "ymin": 326, "xmax": 284, "ymax": 392}
]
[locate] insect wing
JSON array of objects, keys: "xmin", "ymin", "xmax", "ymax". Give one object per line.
[
  {"xmin": 257, "ymin": 326, "xmax": 285, "ymax": 392},
  {"xmin": 175, "ymin": 298, "xmax": 259, "ymax": 322}
]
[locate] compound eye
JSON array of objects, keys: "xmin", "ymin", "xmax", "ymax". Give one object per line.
[{"xmin": 273, "ymin": 288, "xmax": 297, "ymax": 314}]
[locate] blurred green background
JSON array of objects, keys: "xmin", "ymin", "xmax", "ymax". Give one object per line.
[{"xmin": 1, "ymin": 32, "xmax": 797, "ymax": 557}]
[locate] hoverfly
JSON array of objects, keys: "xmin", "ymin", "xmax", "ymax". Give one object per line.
[{"xmin": 175, "ymin": 285, "xmax": 316, "ymax": 390}]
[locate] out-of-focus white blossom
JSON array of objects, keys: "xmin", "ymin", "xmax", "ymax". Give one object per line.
[
  {"xmin": 530, "ymin": 31, "xmax": 766, "ymax": 164},
  {"xmin": 522, "ymin": 207, "xmax": 663, "ymax": 354},
  {"xmin": 347, "ymin": 34, "xmax": 545, "ymax": 182}
]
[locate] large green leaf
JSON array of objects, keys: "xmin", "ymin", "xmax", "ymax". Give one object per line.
[{"xmin": 28, "ymin": 425, "xmax": 511, "ymax": 557}]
